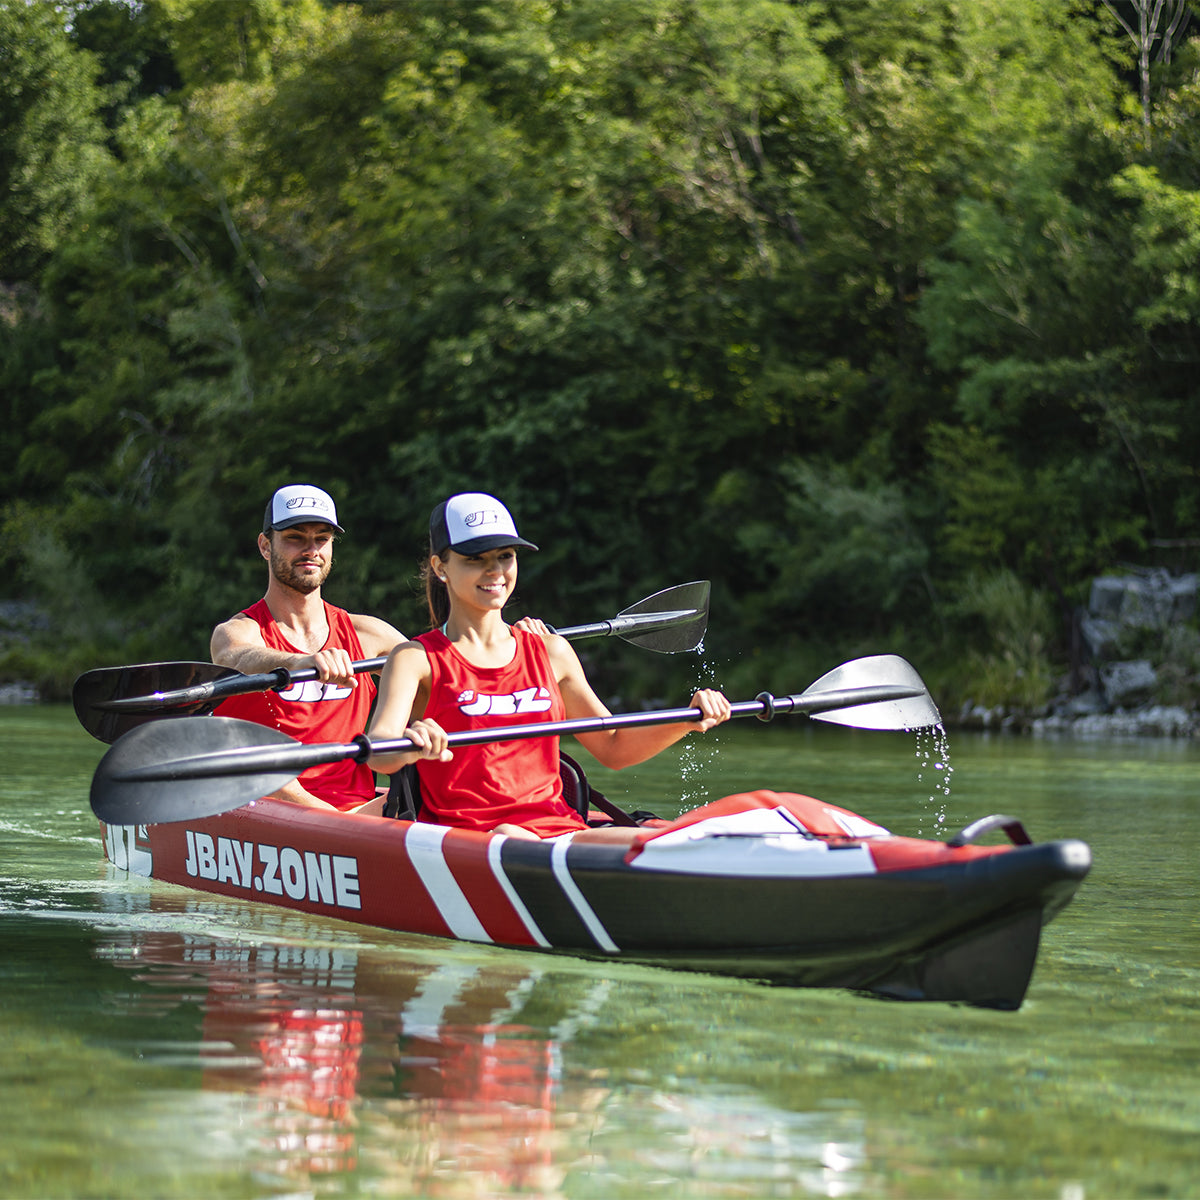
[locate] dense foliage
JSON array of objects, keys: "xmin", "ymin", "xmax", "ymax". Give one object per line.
[{"xmin": 3, "ymin": 0, "xmax": 1199, "ymax": 708}]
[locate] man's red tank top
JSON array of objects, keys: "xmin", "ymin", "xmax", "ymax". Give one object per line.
[
  {"xmin": 215, "ymin": 599, "xmax": 377, "ymax": 811},
  {"xmin": 414, "ymin": 627, "xmax": 587, "ymax": 837}
]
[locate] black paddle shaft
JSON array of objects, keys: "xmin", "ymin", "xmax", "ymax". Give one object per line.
[
  {"xmin": 108, "ymin": 683, "xmax": 926, "ymax": 785},
  {"xmin": 94, "ymin": 658, "xmax": 388, "ymax": 713},
  {"xmin": 90, "ymin": 658, "xmax": 938, "ymax": 824},
  {"xmin": 79, "ymin": 581, "xmax": 711, "ymax": 732}
]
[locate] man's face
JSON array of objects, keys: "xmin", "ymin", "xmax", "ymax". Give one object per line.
[{"xmin": 263, "ymin": 524, "xmax": 335, "ymax": 594}]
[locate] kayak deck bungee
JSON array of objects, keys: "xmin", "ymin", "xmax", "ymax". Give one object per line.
[{"xmin": 100, "ymin": 789, "xmax": 1090, "ymax": 1010}]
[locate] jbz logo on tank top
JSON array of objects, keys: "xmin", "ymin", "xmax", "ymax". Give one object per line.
[
  {"xmin": 276, "ymin": 680, "xmax": 354, "ymax": 702},
  {"xmin": 456, "ymin": 687, "xmax": 553, "ymax": 716}
]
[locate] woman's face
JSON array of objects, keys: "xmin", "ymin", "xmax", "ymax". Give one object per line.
[{"xmin": 434, "ymin": 546, "xmax": 519, "ymax": 612}]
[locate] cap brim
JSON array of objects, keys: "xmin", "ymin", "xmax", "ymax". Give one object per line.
[
  {"xmin": 270, "ymin": 516, "xmax": 345, "ymax": 534},
  {"xmin": 445, "ymin": 535, "xmax": 538, "ymax": 555}
]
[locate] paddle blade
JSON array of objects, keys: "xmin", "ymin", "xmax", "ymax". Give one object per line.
[
  {"xmin": 615, "ymin": 580, "xmax": 710, "ymax": 652},
  {"xmin": 73, "ymin": 662, "xmax": 238, "ymax": 743},
  {"xmin": 801, "ymin": 656, "xmax": 941, "ymax": 730},
  {"xmin": 91, "ymin": 717, "xmax": 302, "ymax": 825}
]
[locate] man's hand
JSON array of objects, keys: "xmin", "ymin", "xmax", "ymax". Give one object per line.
[
  {"xmin": 311, "ymin": 647, "xmax": 358, "ymax": 688},
  {"xmin": 512, "ymin": 617, "xmax": 552, "ymax": 637}
]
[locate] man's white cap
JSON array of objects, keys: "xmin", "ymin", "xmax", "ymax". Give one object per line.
[
  {"xmin": 429, "ymin": 492, "xmax": 538, "ymax": 555},
  {"xmin": 263, "ymin": 484, "xmax": 344, "ymax": 534}
]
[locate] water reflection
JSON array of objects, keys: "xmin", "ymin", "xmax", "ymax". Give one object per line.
[
  {"xmin": 96, "ymin": 919, "xmax": 364, "ymax": 1177},
  {"xmin": 373, "ymin": 963, "xmax": 610, "ymax": 1194},
  {"xmin": 90, "ymin": 886, "xmax": 870, "ymax": 1197}
]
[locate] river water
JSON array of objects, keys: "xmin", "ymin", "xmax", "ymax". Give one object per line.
[{"xmin": 1, "ymin": 705, "xmax": 1197, "ymax": 1199}]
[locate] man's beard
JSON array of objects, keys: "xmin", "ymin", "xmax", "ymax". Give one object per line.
[{"xmin": 270, "ymin": 547, "xmax": 332, "ymax": 594}]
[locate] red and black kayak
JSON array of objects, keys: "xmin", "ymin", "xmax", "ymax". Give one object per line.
[
  {"xmin": 100, "ymin": 788, "xmax": 1090, "ymax": 1011},
  {"xmin": 84, "ymin": 654, "xmax": 1090, "ymax": 1009}
]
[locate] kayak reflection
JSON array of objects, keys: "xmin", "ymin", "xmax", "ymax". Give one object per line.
[{"xmin": 90, "ymin": 887, "xmax": 875, "ymax": 1195}]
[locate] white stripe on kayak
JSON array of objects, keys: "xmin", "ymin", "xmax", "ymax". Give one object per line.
[
  {"xmin": 551, "ymin": 835, "xmax": 619, "ymax": 953},
  {"xmin": 487, "ymin": 836, "xmax": 551, "ymax": 947},
  {"xmin": 404, "ymin": 823, "xmax": 492, "ymax": 943}
]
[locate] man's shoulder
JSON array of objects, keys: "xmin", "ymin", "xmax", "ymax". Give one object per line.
[
  {"xmin": 210, "ymin": 600, "xmax": 271, "ymax": 661},
  {"xmin": 344, "ymin": 608, "xmax": 398, "ymax": 633},
  {"xmin": 225, "ymin": 598, "xmax": 269, "ymax": 620},
  {"xmin": 213, "ymin": 600, "xmax": 268, "ymax": 633},
  {"xmin": 343, "ymin": 609, "xmax": 407, "ymax": 655}
]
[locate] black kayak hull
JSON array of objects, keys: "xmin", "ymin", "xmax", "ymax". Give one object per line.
[{"xmin": 100, "ymin": 790, "xmax": 1091, "ymax": 1010}]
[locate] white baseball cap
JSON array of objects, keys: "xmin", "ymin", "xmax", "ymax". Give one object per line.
[
  {"xmin": 429, "ymin": 492, "xmax": 538, "ymax": 555},
  {"xmin": 262, "ymin": 484, "xmax": 344, "ymax": 534}
]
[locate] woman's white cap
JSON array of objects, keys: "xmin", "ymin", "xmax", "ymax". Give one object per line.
[{"xmin": 430, "ymin": 492, "xmax": 538, "ymax": 555}]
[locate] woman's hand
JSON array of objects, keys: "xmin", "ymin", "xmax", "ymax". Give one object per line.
[
  {"xmin": 404, "ymin": 717, "xmax": 452, "ymax": 762},
  {"xmin": 689, "ymin": 688, "xmax": 732, "ymax": 732}
]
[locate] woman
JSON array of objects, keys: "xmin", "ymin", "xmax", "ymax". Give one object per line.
[{"xmin": 367, "ymin": 492, "xmax": 730, "ymax": 842}]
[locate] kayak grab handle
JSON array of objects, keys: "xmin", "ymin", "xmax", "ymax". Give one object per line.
[{"xmin": 946, "ymin": 815, "xmax": 1033, "ymax": 848}]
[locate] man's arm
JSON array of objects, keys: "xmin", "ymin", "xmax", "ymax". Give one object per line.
[
  {"xmin": 211, "ymin": 611, "xmax": 407, "ymax": 687},
  {"xmin": 266, "ymin": 779, "xmax": 341, "ymax": 810},
  {"xmin": 210, "ymin": 613, "xmax": 314, "ymax": 677}
]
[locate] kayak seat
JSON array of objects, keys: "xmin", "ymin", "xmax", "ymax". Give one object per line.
[
  {"xmin": 382, "ymin": 752, "xmax": 596, "ymax": 822},
  {"xmin": 382, "ymin": 752, "xmax": 658, "ymax": 827}
]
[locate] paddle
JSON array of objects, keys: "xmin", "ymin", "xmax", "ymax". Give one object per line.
[
  {"xmin": 547, "ymin": 579, "xmax": 710, "ymax": 652},
  {"xmin": 73, "ymin": 581, "xmax": 711, "ymax": 744},
  {"xmin": 90, "ymin": 654, "xmax": 940, "ymax": 825}
]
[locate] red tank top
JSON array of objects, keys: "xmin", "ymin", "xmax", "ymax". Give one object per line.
[
  {"xmin": 414, "ymin": 627, "xmax": 587, "ymax": 836},
  {"xmin": 215, "ymin": 599, "xmax": 378, "ymax": 811}
]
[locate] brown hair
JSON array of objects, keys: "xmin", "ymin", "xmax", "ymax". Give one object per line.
[{"xmin": 421, "ymin": 549, "xmax": 450, "ymax": 629}]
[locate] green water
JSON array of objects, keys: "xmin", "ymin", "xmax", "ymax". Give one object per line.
[{"xmin": 1, "ymin": 706, "xmax": 1198, "ymax": 1199}]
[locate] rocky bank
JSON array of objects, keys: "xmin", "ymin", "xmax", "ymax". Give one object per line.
[{"xmin": 959, "ymin": 568, "xmax": 1200, "ymax": 738}]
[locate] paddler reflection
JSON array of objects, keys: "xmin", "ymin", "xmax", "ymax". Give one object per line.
[
  {"xmin": 196, "ymin": 942, "xmax": 364, "ymax": 1173},
  {"xmin": 378, "ymin": 962, "xmax": 612, "ymax": 1194},
  {"xmin": 95, "ymin": 916, "xmax": 364, "ymax": 1174},
  {"xmin": 92, "ymin": 893, "xmax": 609, "ymax": 1190}
]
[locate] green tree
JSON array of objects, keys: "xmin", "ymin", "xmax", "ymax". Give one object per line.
[
  {"xmin": 6, "ymin": 0, "xmax": 1197, "ymax": 708},
  {"xmin": 0, "ymin": 1, "xmax": 111, "ymax": 281}
]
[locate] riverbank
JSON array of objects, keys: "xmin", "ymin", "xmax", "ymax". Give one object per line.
[{"xmin": 956, "ymin": 701, "xmax": 1197, "ymax": 738}]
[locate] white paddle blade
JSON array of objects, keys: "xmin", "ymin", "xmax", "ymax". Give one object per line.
[{"xmin": 803, "ymin": 655, "xmax": 941, "ymax": 730}]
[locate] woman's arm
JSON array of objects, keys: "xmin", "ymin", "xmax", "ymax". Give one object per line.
[
  {"xmin": 547, "ymin": 636, "xmax": 730, "ymax": 770},
  {"xmin": 365, "ymin": 641, "xmax": 449, "ymax": 774}
]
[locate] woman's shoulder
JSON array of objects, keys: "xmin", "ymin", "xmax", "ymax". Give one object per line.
[
  {"xmin": 385, "ymin": 635, "xmax": 436, "ymax": 670},
  {"xmin": 513, "ymin": 623, "xmax": 565, "ymax": 653},
  {"xmin": 524, "ymin": 626, "xmax": 581, "ymax": 678}
]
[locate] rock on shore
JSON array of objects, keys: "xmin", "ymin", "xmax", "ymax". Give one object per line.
[{"xmin": 959, "ymin": 568, "xmax": 1200, "ymax": 738}]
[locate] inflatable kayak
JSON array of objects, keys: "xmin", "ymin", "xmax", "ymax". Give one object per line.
[{"xmin": 100, "ymin": 788, "xmax": 1090, "ymax": 1010}]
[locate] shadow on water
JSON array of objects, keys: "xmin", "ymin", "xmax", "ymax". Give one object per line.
[{"xmin": 2, "ymin": 706, "xmax": 1199, "ymax": 1198}]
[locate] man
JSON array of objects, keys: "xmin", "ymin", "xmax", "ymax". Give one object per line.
[{"xmin": 211, "ymin": 483, "xmax": 406, "ymax": 811}]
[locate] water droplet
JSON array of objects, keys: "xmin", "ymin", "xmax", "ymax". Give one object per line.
[
  {"xmin": 913, "ymin": 722, "xmax": 953, "ymax": 835},
  {"xmin": 678, "ymin": 645, "xmax": 723, "ymax": 809}
]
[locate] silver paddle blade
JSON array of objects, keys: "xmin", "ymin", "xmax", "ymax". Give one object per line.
[
  {"xmin": 614, "ymin": 580, "xmax": 710, "ymax": 652},
  {"xmin": 802, "ymin": 655, "xmax": 941, "ymax": 730}
]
